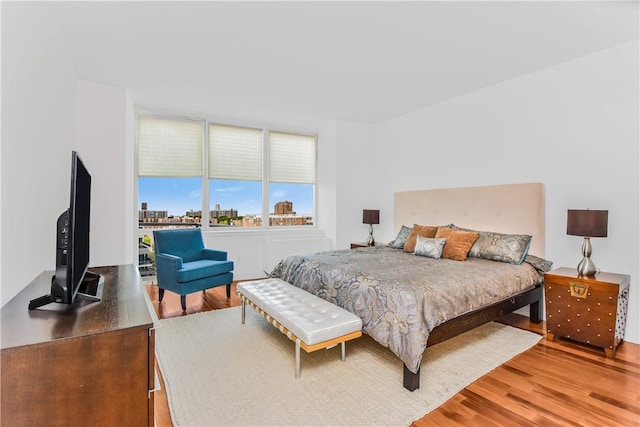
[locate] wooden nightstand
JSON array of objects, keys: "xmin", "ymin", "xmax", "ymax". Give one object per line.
[
  {"xmin": 350, "ymin": 242, "xmax": 379, "ymax": 249},
  {"xmin": 544, "ymin": 267, "xmax": 630, "ymax": 358}
]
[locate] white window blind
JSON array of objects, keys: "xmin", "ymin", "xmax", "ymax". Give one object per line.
[
  {"xmin": 269, "ymin": 131, "xmax": 316, "ymax": 184},
  {"xmin": 137, "ymin": 116, "xmax": 203, "ymax": 177},
  {"xmin": 209, "ymin": 124, "xmax": 262, "ymax": 181}
]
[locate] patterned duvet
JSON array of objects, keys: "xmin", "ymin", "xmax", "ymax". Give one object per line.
[{"xmin": 270, "ymin": 246, "xmax": 548, "ymax": 373}]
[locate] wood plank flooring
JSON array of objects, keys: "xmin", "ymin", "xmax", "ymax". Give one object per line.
[{"xmin": 146, "ymin": 282, "xmax": 640, "ymax": 427}]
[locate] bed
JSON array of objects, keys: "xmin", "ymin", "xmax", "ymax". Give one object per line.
[{"xmin": 270, "ymin": 183, "xmax": 551, "ymax": 391}]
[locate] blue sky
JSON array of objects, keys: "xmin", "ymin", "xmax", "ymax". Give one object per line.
[{"xmin": 139, "ymin": 177, "xmax": 313, "ymax": 216}]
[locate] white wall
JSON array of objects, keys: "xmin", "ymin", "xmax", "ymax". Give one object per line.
[
  {"xmin": 1, "ymin": 3, "xmax": 77, "ymax": 305},
  {"xmin": 334, "ymin": 41, "xmax": 639, "ymax": 343},
  {"xmin": 76, "ymin": 80, "xmax": 135, "ymax": 268},
  {"xmin": 334, "ymin": 120, "xmax": 389, "ymax": 248}
]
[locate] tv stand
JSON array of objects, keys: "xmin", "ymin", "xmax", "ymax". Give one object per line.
[
  {"xmin": 26, "ymin": 294, "xmax": 54, "ymax": 310},
  {"xmin": 2, "ymin": 265, "xmax": 156, "ymax": 426},
  {"xmin": 28, "ymin": 270, "xmax": 104, "ymax": 310},
  {"xmin": 76, "ymin": 270, "xmax": 104, "ymax": 302}
]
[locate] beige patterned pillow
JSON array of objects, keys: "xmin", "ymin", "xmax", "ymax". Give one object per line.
[
  {"xmin": 414, "ymin": 236, "xmax": 447, "ymax": 259},
  {"xmin": 388, "ymin": 225, "xmax": 411, "ymax": 249},
  {"xmin": 451, "ymin": 225, "xmax": 532, "ymax": 264}
]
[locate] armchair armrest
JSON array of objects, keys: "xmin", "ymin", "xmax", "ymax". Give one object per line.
[
  {"xmin": 201, "ymin": 248, "xmax": 228, "ymax": 261},
  {"xmin": 155, "ymin": 252, "xmax": 183, "ymax": 269},
  {"xmin": 155, "ymin": 253, "xmax": 183, "ymax": 287}
]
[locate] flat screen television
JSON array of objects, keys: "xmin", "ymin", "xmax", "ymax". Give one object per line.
[{"xmin": 29, "ymin": 151, "xmax": 103, "ymax": 310}]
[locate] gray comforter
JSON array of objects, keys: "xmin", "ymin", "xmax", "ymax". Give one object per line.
[{"xmin": 270, "ymin": 246, "xmax": 549, "ymax": 373}]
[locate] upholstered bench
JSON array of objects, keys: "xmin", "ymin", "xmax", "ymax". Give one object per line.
[{"xmin": 236, "ymin": 278, "xmax": 363, "ymax": 378}]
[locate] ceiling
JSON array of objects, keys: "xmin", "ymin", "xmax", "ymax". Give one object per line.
[{"xmin": 51, "ymin": 1, "xmax": 638, "ymax": 123}]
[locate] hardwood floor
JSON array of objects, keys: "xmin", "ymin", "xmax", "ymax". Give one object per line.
[{"xmin": 146, "ymin": 282, "xmax": 640, "ymax": 427}]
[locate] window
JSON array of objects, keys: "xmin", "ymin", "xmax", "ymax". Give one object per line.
[
  {"xmin": 137, "ymin": 115, "xmax": 317, "ymax": 229},
  {"xmin": 208, "ymin": 124, "xmax": 263, "ymax": 227},
  {"xmin": 137, "ymin": 116, "xmax": 204, "ymax": 227},
  {"xmin": 268, "ymin": 131, "xmax": 316, "ymax": 227}
]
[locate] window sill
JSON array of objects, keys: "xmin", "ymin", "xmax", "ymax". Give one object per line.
[{"xmin": 202, "ymin": 226, "xmax": 326, "ymax": 239}]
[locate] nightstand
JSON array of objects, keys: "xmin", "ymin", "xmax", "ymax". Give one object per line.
[
  {"xmin": 350, "ymin": 242, "xmax": 379, "ymax": 249},
  {"xmin": 544, "ymin": 267, "xmax": 630, "ymax": 358}
]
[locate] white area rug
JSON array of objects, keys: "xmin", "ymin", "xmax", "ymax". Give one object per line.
[{"xmin": 156, "ymin": 306, "xmax": 541, "ymax": 427}]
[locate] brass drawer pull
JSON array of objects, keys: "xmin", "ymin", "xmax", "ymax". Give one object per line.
[{"xmin": 570, "ymin": 282, "xmax": 589, "ymax": 299}]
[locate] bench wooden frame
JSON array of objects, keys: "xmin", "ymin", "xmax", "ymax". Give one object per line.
[{"xmin": 238, "ymin": 292, "xmax": 362, "ymax": 378}]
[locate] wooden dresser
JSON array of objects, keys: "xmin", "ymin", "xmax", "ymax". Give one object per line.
[
  {"xmin": 1, "ymin": 264, "xmax": 157, "ymax": 426},
  {"xmin": 544, "ymin": 267, "xmax": 630, "ymax": 358}
]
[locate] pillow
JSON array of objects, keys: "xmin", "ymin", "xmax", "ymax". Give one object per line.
[
  {"xmin": 388, "ymin": 225, "xmax": 411, "ymax": 249},
  {"xmin": 434, "ymin": 227, "xmax": 479, "ymax": 261},
  {"xmin": 451, "ymin": 225, "xmax": 532, "ymax": 265},
  {"xmin": 404, "ymin": 224, "xmax": 439, "ymax": 253},
  {"xmin": 414, "ymin": 236, "xmax": 446, "ymax": 259},
  {"xmin": 523, "ymin": 254, "xmax": 553, "ymax": 274}
]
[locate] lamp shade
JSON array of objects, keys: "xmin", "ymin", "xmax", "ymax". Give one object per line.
[
  {"xmin": 567, "ymin": 209, "xmax": 608, "ymax": 237},
  {"xmin": 362, "ymin": 209, "xmax": 380, "ymax": 225}
]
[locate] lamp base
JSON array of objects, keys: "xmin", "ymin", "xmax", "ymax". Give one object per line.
[
  {"xmin": 367, "ymin": 224, "xmax": 375, "ymax": 246},
  {"xmin": 577, "ymin": 258, "xmax": 597, "ymax": 276},
  {"xmin": 577, "ymin": 237, "xmax": 597, "ymax": 276}
]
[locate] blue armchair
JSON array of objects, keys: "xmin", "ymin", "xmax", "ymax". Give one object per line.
[{"xmin": 153, "ymin": 228, "xmax": 234, "ymax": 312}]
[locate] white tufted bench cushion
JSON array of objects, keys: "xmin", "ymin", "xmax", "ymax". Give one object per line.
[{"xmin": 237, "ymin": 278, "xmax": 363, "ymax": 377}]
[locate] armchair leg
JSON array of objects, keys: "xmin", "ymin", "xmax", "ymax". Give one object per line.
[
  {"xmin": 159, "ymin": 288, "xmax": 165, "ymax": 302},
  {"xmin": 180, "ymin": 295, "xmax": 187, "ymax": 312},
  {"xmin": 226, "ymin": 283, "xmax": 231, "ymax": 299}
]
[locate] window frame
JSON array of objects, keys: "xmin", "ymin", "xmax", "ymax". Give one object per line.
[{"xmin": 135, "ymin": 111, "xmax": 318, "ymax": 232}]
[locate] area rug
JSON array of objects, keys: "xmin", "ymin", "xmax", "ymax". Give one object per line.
[{"xmin": 155, "ymin": 306, "xmax": 541, "ymax": 426}]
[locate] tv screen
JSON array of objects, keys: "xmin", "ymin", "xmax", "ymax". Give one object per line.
[
  {"xmin": 29, "ymin": 151, "xmax": 103, "ymax": 310},
  {"xmin": 68, "ymin": 150, "xmax": 91, "ymax": 301}
]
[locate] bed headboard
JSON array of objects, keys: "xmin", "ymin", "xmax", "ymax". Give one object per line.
[{"xmin": 394, "ymin": 183, "xmax": 545, "ymax": 257}]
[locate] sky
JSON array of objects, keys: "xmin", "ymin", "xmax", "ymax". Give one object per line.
[{"xmin": 139, "ymin": 177, "xmax": 313, "ymax": 217}]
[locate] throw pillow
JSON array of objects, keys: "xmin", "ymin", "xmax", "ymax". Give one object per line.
[
  {"xmin": 404, "ymin": 224, "xmax": 439, "ymax": 253},
  {"xmin": 523, "ymin": 254, "xmax": 553, "ymax": 274},
  {"xmin": 434, "ymin": 227, "xmax": 480, "ymax": 261},
  {"xmin": 388, "ymin": 225, "xmax": 412, "ymax": 249},
  {"xmin": 414, "ymin": 236, "xmax": 447, "ymax": 259},
  {"xmin": 450, "ymin": 224, "xmax": 532, "ymax": 265}
]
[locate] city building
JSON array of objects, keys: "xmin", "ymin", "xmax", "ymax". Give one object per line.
[
  {"xmin": 138, "ymin": 202, "xmax": 168, "ymax": 223},
  {"xmin": 269, "ymin": 215, "xmax": 307, "ymax": 226},
  {"xmin": 274, "ymin": 201, "xmax": 294, "ymax": 215},
  {"xmin": 211, "ymin": 204, "xmax": 238, "ymax": 220}
]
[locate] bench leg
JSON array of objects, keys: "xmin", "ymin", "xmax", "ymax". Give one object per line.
[
  {"xmin": 295, "ymin": 339, "xmax": 301, "ymax": 378},
  {"xmin": 341, "ymin": 341, "xmax": 346, "ymax": 361},
  {"xmin": 241, "ymin": 298, "xmax": 246, "ymax": 324}
]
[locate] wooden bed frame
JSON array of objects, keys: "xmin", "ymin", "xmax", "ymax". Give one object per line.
[{"xmin": 394, "ymin": 183, "xmax": 545, "ymax": 391}]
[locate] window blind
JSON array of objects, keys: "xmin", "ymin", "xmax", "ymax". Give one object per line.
[
  {"xmin": 269, "ymin": 131, "xmax": 316, "ymax": 184},
  {"xmin": 209, "ymin": 124, "xmax": 262, "ymax": 181},
  {"xmin": 137, "ymin": 116, "xmax": 203, "ymax": 177}
]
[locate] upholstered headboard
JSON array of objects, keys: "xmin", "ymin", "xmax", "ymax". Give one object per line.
[{"xmin": 394, "ymin": 183, "xmax": 545, "ymax": 257}]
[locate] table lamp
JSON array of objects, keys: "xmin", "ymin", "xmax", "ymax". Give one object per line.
[
  {"xmin": 362, "ymin": 209, "xmax": 380, "ymax": 246},
  {"xmin": 566, "ymin": 209, "xmax": 608, "ymax": 276}
]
